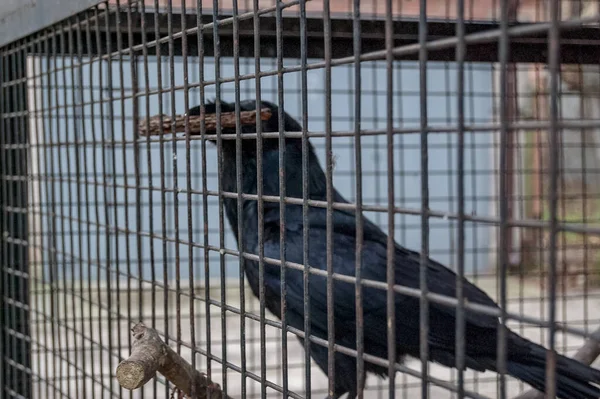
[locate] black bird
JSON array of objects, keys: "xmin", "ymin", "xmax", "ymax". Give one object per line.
[{"xmin": 187, "ymin": 99, "xmax": 600, "ymax": 399}]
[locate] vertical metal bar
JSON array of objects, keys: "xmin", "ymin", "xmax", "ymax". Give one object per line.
[
  {"xmin": 385, "ymin": 0, "xmax": 397, "ymax": 395},
  {"xmin": 82, "ymin": 19, "xmax": 98, "ymax": 399},
  {"xmin": 352, "ymin": 0, "xmax": 364, "ymax": 395},
  {"xmin": 231, "ymin": 0, "xmax": 248, "ymax": 396},
  {"xmin": 546, "ymin": 0, "xmax": 560, "ymax": 396},
  {"xmin": 517, "ymin": 61, "xmax": 528, "ymax": 395},
  {"xmin": 167, "ymin": 0, "xmax": 183, "ymax": 365},
  {"xmin": 10, "ymin": 47, "xmax": 19, "ymax": 399},
  {"xmin": 8, "ymin": 43, "xmax": 20, "ymax": 399},
  {"xmin": 66, "ymin": 17, "xmax": 81, "ymax": 398},
  {"xmin": 190, "ymin": 44, "xmax": 205, "ymax": 397},
  {"xmin": 210, "ymin": 0, "xmax": 228, "ymax": 395},
  {"xmin": 31, "ymin": 40, "xmax": 41, "ymax": 399},
  {"xmin": 103, "ymin": 6, "xmax": 117, "ymax": 394},
  {"xmin": 59, "ymin": 22, "xmax": 77, "ymax": 399},
  {"xmin": 275, "ymin": 0, "xmax": 289, "ymax": 395},
  {"xmin": 95, "ymin": 8, "xmax": 113, "ymax": 396},
  {"xmin": 251, "ymin": 0, "xmax": 267, "ymax": 395},
  {"xmin": 38, "ymin": 39, "xmax": 51, "ymax": 397},
  {"xmin": 12, "ymin": 43, "xmax": 24, "ymax": 398},
  {"xmin": 0, "ymin": 50, "xmax": 5, "ymax": 399},
  {"xmin": 151, "ymin": 2, "xmax": 169, "ymax": 395},
  {"xmin": 323, "ymin": 0, "xmax": 336, "ymax": 394},
  {"xmin": 497, "ymin": 0, "xmax": 511, "ymax": 396},
  {"xmin": 18, "ymin": 43, "xmax": 28, "ymax": 398},
  {"xmin": 29, "ymin": 36, "xmax": 46, "ymax": 399},
  {"xmin": 195, "ymin": 0, "xmax": 213, "ymax": 388},
  {"xmin": 239, "ymin": 37, "xmax": 255, "ymax": 391},
  {"xmin": 2, "ymin": 43, "xmax": 32, "ymax": 399},
  {"xmin": 0, "ymin": 47, "xmax": 8, "ymax": 399},
  {"xmin": 466, "ymin": 65, "xmax": 479, "ymax": 385},
  {"xmin": 298, "ymin": 0, "xmax": 312, "ymax": 395},
  {"xmin": 113, "ymin": 7, "xmax": 133, "ymax": 396},
  {"xmin": 6, "ymin": 44, "xmax": 26, "ymax": 398},
  {"xmin": 8, "ymin": 44, "xmax": 17, "ymax": 395},
  {"xmin": 137, "ymin": 0, "xmax": 155, "ymax": 346},
  {"xmin": 9, "ymin": 51, "xmax": 21, "ymax": 396},
  {"xmin": 418, "ymin": 0, "xmax": 430, "ymax": 397},
  {"xmin": 537, "ymin": 72, "xmax": 547, "ymax": 362},
  {"xmin": 5, "ymin": 45, "xmax": 14, "ymax": 398},
  {"xmin": 50, "ymin": 27, "xmax": 67, "ymax": 397},
  {"xmin": 116, "ymin": 0, "xmax": 136, "ymax": 390},
  {"xmin": 577, "ymin": 57, "xmax": 590, "ymax": 343},
  {"xmin": 5, "ymin": 44, "xmax": 17, "ymax": 399},
  {"xmin": 455, "ymin": 0, "xmax": 466, "ymax": 396},
  {"xmin": 22, "ymin": 43, "xmax": 31, "ymax": 399},
  {"xmin": 394, "ymin": 25, "xmax": 409, "ymax": 398},
  {"xmin": 45, "ymin": 29, "xmax": 60, "ymax": 399},
  {"xmin": 0, "ymin": 51, "xmax": 4, "ymax": 399},
  {"xmin": 444, "ymin": 48, "xmax": 460, "ymax": 395},
  {"xmin": 33, "ymin": 64, "xmax": 43, "ymax": 395},
  {"xmin": 179, "ymin": 0, "xmax": 197, "ymax": 397},
  {"xmin": 17, "ymin": 46, "xmax": 26, "ymax": 398},
  {"xmin": 370, "ymin": 62, "xmax": 382, "ymax": 233},
  {"xmin": 559, "ymin": 86, "xmax": 567, "ymax": 359},
  {"xmin": 135, "ymin": 2, "xmax": 152, "ymax": 394},
  {"xmin": 90, "ymin": 15, "xmax": 102, "ymax": 396},
  {"xmin": 129, "ymin": 2, "xmax": 143, "ymax": 335},
  {"xmin": 70, "ymin": 14, "xmax": 89, "ymax": 399},
  {"xmin": 94, "ymin": 7, "xmax": 116, "ymax": 396},
  {"xmin": 504, "ymin": 2, "xmax": 518, "ymax": 272},
  {"xmin": 529, "ymin": 64, "xmax": 544, "ymax": 371}
]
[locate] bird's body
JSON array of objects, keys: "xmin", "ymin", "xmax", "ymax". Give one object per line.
[{"xmin": 188, "ymin": 99, "xmax": 600, "ymax": 399}]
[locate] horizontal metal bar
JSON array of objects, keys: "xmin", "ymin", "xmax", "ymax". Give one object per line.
[{"xmin": 9, "ymin": 7, "xmax": 600, "ymax": 64}]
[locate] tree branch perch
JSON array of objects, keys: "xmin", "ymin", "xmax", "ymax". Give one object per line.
[
  {"xmin": 116, "ymin": 323, "xmax": 233, "ymax": 399},
  {"xmin": 512, "ymin": 325, "xmax": 600, "ymax": 399},
  {"xmin": 138, "ymin": 108, "xmax": 273, "ymax": 136}
]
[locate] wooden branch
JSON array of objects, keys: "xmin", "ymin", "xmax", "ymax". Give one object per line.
[
  {"xmin": 116, "ymin": 323, "xmax": 233, "ymax": 399},
  {"xmin": 512, "ymin": 325, "xmax": 600, "ymax": 399},
  {"xmin": 138, "ymin": 108, "xmax": 272, "ymax": 136}
]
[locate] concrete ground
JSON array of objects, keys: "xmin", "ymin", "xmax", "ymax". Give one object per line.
[{"xmin": 29, "ymin": 275, "xmax": 600, "ymax": 398}]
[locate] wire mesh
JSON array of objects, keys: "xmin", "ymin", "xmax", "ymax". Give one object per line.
[{"xmin": 2, "ymin": 1, "xmax": 600, "ymax": 399}]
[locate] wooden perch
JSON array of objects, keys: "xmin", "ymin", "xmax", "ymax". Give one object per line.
[
  {"xmin": 138, "ymin": 108, "xmax": 272, "ymax": 136},
  {"xmin": 116, "ymin": 322, "xmax": 600, "ymax": 399},
  {"xmin": 116, "ymin": 323, "xmax": 233, "ymax": 399},
  {"xmin": 513, "ymin": 325, "xmax": 600, "ymax": 399}
]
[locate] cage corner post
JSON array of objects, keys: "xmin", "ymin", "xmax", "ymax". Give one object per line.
[{"xmin": 0, "ymin": 47, "xmax": 32, "ymax": 399}]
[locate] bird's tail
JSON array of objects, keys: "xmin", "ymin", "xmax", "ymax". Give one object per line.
[{"xmin": 502, "ymin": 332, "xmax": 600, "ymax": 399}]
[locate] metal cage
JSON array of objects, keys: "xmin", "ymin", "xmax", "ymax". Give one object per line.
[{"xmin": 2, "ymin": 0, "xmax": 600, "ymax": 398}]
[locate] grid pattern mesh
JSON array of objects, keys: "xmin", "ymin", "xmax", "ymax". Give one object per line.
[{"xmin": 2, "ymin": 1, "xmax": 600, "ymax": 398}]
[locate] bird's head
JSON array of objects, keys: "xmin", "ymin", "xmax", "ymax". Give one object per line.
[
  {"xmin": 185, "ymin": 99, "xmax": 304, "ymax": 156},
  {"xmin": 185, "ymin": 99, "xmax": 323, "ymax": 198}
]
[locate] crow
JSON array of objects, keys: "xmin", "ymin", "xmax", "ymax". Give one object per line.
[{"xmin": 186, "ymin": 99, "xmax": 600, "ymax": 399}]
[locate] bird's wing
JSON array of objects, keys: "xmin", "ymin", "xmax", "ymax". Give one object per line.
[
  {"xmin": 337, "ymin": 207, "xmax": 502, "ymax": 330},
  {"xmin": 274, "ymin": 204, "xmax": 501, "ymax": 330}
]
